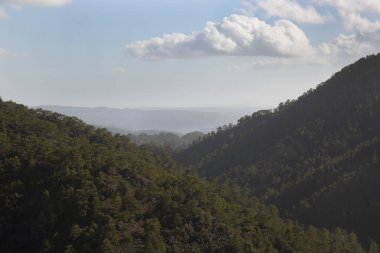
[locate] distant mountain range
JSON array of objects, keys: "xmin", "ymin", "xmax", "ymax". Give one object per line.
[{"xmin": 36, "ymin": 106, "xmax": 260, "ymax": 134}]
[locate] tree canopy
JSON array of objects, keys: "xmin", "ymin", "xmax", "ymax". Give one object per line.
[
  {"xmin": 0, "ymin": 98, "xmax": 370, "ymax": 252},
  {"xmin": 176, "ymin": 53, "xmax": 380, "ymax": 245}
]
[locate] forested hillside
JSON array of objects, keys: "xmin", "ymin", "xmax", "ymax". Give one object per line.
[
  {"xmin": 0, "ymin": 99, "xmax": 370, "ymax": 252},
  {"xmin": 127, "ymin": 131, "xmax": 204, "ymax": 150},
  {"xmin": 176, "ymin": 54, "xmax": 380, "ymax": 244}
]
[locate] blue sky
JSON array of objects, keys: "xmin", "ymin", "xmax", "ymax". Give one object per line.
[{"xmin": 1, "ymin": 0, "xmax": 380, "ymax": 108}]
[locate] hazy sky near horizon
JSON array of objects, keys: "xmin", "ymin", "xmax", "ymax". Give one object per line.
[{"xmin": 1, "ymin": 0, "xmax": 380, "ymax": 108}]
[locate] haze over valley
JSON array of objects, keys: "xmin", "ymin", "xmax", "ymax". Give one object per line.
[
  {"xmin": 37, "ymin": 105, "xmax": 259, "ymax": 134},
  {"xmin": 2, "ymin": 0, "xmax": 380, "ymax": 252}
]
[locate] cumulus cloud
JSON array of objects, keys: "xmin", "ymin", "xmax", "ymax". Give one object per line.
[
  {"xmin": 316, "ymin": 0, "xmax": 380, "ymax": 32},
  {"xmin": 125, "ymin": 0, "xmax": 380, "ymax": 64},
  {"xmin": 257, "ymin": 0, "xmax": 328, "ymax": 24},
  {"xmin": 340, "ymin": 12, "xmax": 380, "ymax": 33},
  {"xmin": 237, "ymin": 0, "xmax": 257, "ymax": 16},
  {"xmin": 227, "ymin": 29, "xmax": 380, "ymax": 68},
  {"xmin": 317, "ymin": 0, "xmax": 380, "ymax": 14},
  {"xmin": 300, "ymin": 0, "xmax": 380, "ymax": 59},
  {"xmin": 319, "ymin": 32, "xmax": 380, "ymax": 61},
  {"xmin": 126, "ymin": 15, "xmax": 313, "ymax": 60}
]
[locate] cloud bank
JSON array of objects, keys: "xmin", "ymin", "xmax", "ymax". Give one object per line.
[
  {"xmin": 125, "ymin": 0, "xmax": 380, "ymax": 64},
  {"xmin": 319, "ymin": 32, "xmax": 380, "ymax": 60},
  {"xmin": 126, "ymin": 15, "xmax": 313, "ymax": 60},
  {"xmin": 315, "ymin": 0, "xmax": 380, "ymax": 60},
  {"xmin": 257, "ymin": 0, "xmax": 328, "ymax": 24},
  {"xmin": 316, "ymin": 0, "xmax": 380, "ymax": 32}
]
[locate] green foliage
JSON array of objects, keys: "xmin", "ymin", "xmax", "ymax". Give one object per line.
[
  {"xmin": 145, "ymin": 218, "xmax": 166, "ymax": 253},
  {"xmin": 127, "ymin": 131, "xmax": 204, "ymax": 150},
  {"xmin": 176, "ymin": 53, "xmax": 380, "ymax": 245},
  {"xmin": 0, "ymin": 98, "xmax": 369, "ymax": 252}
]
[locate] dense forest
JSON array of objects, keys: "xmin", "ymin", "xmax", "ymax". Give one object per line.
[
  {"xmin": 1, "ymin": 98, "xmax": 373, "ymax": 252},
  {"xmin": 127, "ymin": 131, "xmax": 204, "ymax": 150},
  {"xmin": 175, "ymin": 54, "xmax": 380, "ymax": 245}
]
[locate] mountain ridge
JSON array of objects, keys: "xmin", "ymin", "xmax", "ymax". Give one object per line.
[
  {"xmin": 1, "ymin": 98, "xmax": 369, "ymax": 252},
  {"xmin": 175, "ymin": 53, "xmax": 380, "ymax": 243}
]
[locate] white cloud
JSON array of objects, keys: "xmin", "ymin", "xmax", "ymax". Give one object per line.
[
  {"xmin": 125, "ymin": 0, "xmax": 379, "ymax": 64},
  {"xmin": 317, "ymin": 0, "xmax": 380, "ymax": 14},
  {"xmin": 257, "ymin": 0, "xmax": 328, "ymax": 24},
  {"xmin": 237, "ymin": 0, "xmax": 257, "ymax": 16},
  {"xmin": 126, "ymin": 14, "xmax": 314, "ymax": 60},
  {"xmin": 340, "ymin": 11, "xmax": 380, "ymax": 33},
  {"xmin": 0, "ymin": 0, "xmax": 71, "ymax": 18},
  {"xmin": 314, "ymin": 0, "xmax": 380, "ymax": 59},
  {"xmin": 227, "ymin": 30, "xmax": 380, "ymax": 69},
  {"xmin": 318, "ymin": 31, "xmax": 380, "ymax": 62},
  {"xmin": 316, "ymin": 0, "xmax": 380, "ymax": 32},
  {"xmin": 319, "ymin": 34, "xmax": 365, "ymax": 58}
]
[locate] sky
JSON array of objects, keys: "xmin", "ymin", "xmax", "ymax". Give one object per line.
[{"xmin": 1, "ymin": 0, "xmax": 380, "ymax": 108}]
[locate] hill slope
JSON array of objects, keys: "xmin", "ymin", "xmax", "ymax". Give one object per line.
[
  {"xmin": 0, "ymin": 99, "xmax": 369, "ymax": 252},
  {"xmin": 127, "ymin": 131, "xmax": 204, "ymax": 150},
  {"xmin": 175, "ymin": 54, "xmax": 380, "ymax": 243}
]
